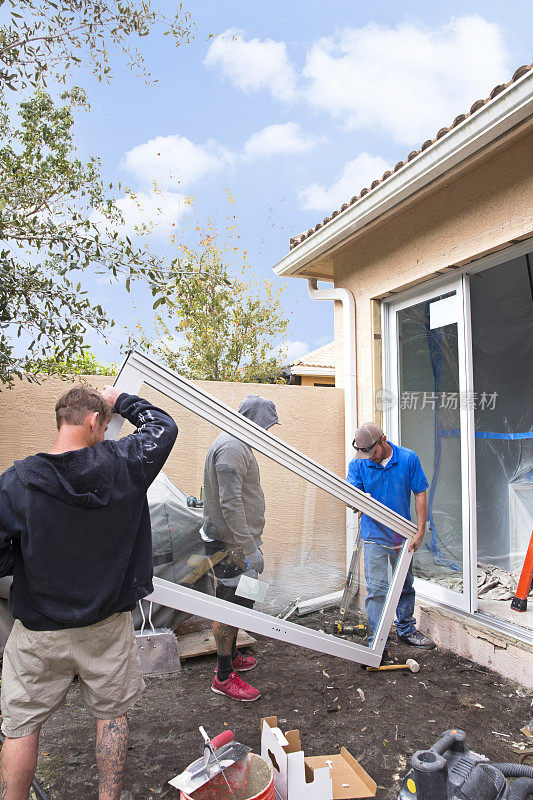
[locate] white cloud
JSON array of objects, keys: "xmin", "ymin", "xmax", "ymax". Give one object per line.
[
  {"xmin": 121, "ymin": 135, "xmax": 232, "ymax": 191},
  {"xmin": 303, "ymin": 16, "xmax": 509, "ymax": 145},
  {"xmin": 299, "ymin": 152, "xmax": 390, "ymax": 211},
  {"xmin": 272, "ymin": 340, "xmax": 310, "ymax": 363},
  {"xmin": 114, "ymin": 190, "xmax": 188, "ymax": 234},
  {"xmin": 243, "ymin": 122, "xmax": 323, "ymax": 160},
  {"xmin": 204, "ymin": 28, "xmax": 297, "ymax": 102}
]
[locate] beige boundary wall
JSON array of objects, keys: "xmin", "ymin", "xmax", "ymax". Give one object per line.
[{"xmin": 0, "ymin": 377, "xmax": 347, "ymax": 608}]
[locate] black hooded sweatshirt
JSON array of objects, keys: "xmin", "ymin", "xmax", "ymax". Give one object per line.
[{"xmin": 0, "ymin": 392, "xmax": 178, "ymax": 631}]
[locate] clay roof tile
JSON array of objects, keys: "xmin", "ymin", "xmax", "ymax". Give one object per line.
[
  {"xmin": 490, "ymin": 83, "xmax": 507, "ymax": 99},
  {"xmin": 469, "ymin": 98, "xmax": 486, "ymax": 114},
  {"xmin": 513, "ymin": 65, "xmax": 530, "ymax": 81}
]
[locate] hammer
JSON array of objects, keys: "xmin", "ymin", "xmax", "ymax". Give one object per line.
[{"xmin": 366, "ymin": 658, "xmax": 420, "ymax": 673}]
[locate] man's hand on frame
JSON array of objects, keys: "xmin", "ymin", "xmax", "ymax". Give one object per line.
[
  {"xmin": 408, "ymin": 530, "xmax": 425, "ymax": 552},
  {"xmin": 101, "ymin": 385, "xmax": 121, "ymax": 410}
]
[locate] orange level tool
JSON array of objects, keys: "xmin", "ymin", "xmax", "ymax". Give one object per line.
[{"xmin": 511, "ymin": 530, "xmax": 533, "ymax": 612}]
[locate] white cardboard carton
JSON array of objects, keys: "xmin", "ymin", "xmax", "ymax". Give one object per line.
[{"xmin": 261, "ymin": 716, "xmax": 376, "ymax": 800}]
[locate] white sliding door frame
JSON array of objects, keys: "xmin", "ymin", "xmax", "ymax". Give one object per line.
[
  {"xmin": 383, "ymin": 278, "xmax": 474, "ymax": 613},
  {"xmin": 110, "ymin": 349, "xmax": 417, "ymax": 667}
]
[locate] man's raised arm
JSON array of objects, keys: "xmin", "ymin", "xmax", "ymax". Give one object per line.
[{"xmin": 102, "ymin": 386, "xmax": 178, "ymax": 486}]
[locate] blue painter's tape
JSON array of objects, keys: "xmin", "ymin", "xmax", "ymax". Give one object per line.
[
  {"xmin": 475, "ymin": 431, "xmax": 533, "ymax": 440},
  {"xmin": 439, "ymin": 429, "xmax": 533, "ymax": 440}
]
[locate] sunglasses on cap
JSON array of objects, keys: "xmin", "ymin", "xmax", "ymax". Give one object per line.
[{"xmin": 352, "ymin": 435, "xmax": 383, "ymax": 452}]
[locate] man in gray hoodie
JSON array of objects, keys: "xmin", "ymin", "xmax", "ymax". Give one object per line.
[{"xmin": 202, "ymin": 395, "xmax": 279, "ymax": 702}]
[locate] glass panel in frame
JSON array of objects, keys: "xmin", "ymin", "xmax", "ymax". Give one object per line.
[{"xmin": 109, "ymin": 351, "xmax": 416, "ymax": 666}]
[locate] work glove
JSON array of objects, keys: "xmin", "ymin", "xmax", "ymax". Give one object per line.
[{"xmin": 244, "ymin": 547, "xmax": 264, "ymax": 575}]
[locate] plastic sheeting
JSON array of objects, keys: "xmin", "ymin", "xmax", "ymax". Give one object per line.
[
  {"xmin": 132, "ymin": 472, "xmax": 208, "ymax": 630},
  {"xmin": 471, "ymin": 254, "xmax": 533, "ymax": 580},
  {"xmin": 397, "ymin": 292, "xmax": 463, "ymax": 589}
]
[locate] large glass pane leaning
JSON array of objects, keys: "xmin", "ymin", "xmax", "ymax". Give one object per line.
[{"xmin": 109, "ymin": 351, "xmax": 416, "ymax": 666}]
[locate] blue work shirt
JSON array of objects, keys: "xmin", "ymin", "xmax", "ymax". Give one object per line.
[{"xmin": 346, "ymin": 443, "xmax": 429, "ymax": 546}]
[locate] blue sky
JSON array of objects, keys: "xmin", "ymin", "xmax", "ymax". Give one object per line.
[{"xmin": 72, "ymin": 0, "xmax": 532, "ymax": 366}]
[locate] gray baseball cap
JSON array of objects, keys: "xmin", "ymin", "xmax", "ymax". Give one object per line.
[{"xmin": 352, "ymin": 422, "xmax": 384, "ymax": 458}]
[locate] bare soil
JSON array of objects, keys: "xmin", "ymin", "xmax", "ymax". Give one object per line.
[{"xmin": 26, "ymin": 611, "xmax": 533, "ymax": 800}]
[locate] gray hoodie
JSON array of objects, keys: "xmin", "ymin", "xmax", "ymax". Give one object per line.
[{"xmin": 202, "ymin": 396, "xmax": 279, "ymax": 555}]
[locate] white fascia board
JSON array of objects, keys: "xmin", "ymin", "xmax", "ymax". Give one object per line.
[
  {"xmin": 290, "ymin": 365, "xmax": 335, "ymax": 377},
  {"xmin": 116, "ymin": 350, "xmax": 416, "ymax": 539},
  {"xmin": 274, "ymin": 71, "xmax": 533, "ymax": 278}
]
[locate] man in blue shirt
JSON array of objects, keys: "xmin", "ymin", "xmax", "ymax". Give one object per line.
[{"xmin": 347, "ymin": 422, "xmax": 435, "ymax": 654}]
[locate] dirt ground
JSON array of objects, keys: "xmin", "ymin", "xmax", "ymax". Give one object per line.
[{"xmin": 20, "ymin": 611, "xmax": 533, "ymax": 800}]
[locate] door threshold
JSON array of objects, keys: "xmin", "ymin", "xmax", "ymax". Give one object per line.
[{"xmin": 417, "ymin": 596, "xmax": 533, "ymax": 647}]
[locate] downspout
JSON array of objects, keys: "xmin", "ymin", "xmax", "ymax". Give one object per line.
[{"xmin": 307, "ymin": 279, "xmax": 358, "ymax": 565}]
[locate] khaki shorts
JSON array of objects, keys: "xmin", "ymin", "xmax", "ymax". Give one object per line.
[{"xmin": 1, "ymin": 612, "xmax": 144, "ymax": 738}]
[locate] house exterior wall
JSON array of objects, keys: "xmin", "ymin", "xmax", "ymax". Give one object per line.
[
  {"xmin": 0, "ymin": 377, "xmax": 347, "ymax": 609},
  {"xmin": 300, "ymin": 374, "xmax": 335, "ymax": 387},
  {"xmin": 321, "ymin": 124, "xmax": 533, "ymax": 686},
  {"xmin": 331, "ymin": 128, "xmax": 533, "ymax": 428}
]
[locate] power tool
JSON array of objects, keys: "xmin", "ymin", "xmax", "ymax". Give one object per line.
[
  {"xmin": 333, "ymin": 620, "xmax": 366, "ymax": 636},
  {"xmin": 398, "ymin": 728, "xmax": 533, "ymax": 800}
]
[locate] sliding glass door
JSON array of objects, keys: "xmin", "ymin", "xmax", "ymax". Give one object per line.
[{"xmin": 385, "ymin": 278, "xmax": 474, "ymax": 612}]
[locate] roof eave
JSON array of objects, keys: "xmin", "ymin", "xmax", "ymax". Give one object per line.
[
  {"xmin": 274, "ymin": 70, "xmax": 533, "ymax": 279},
  {"xmin": 290, "ymin": 365, "xmax": 335, "ymax": 376}
]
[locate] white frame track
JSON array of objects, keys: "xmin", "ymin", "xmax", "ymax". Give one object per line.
[{"xmin": 110, "ymin": 349, "xmax": 416, "ymax": 667}]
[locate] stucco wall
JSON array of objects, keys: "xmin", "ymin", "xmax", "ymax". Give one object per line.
[
  {"xmin": 332, "ymin": 127, "xmax": 533, "ymax": 426},
  {"xmin": 0, "ymin": 377, "xmax": 347, "ymax": 609},
  {"xmin": 300, "ymin": 375, "xmax": 335, "ymax": 387},
  {"xmin": 323, "ymin": 126, "xmax": 533, "ymax": 683}
]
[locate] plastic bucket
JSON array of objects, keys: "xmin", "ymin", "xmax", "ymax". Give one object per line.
[{"xmin": 179, "ymin": 753, "xmax": 274, "ymax": 800}]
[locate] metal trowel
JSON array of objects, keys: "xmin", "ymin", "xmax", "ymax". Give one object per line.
[{"xmin": 169, "ymin": 728, "xmax": 251, "ymax": 797}]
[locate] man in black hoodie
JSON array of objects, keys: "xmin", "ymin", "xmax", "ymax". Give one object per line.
[{"xmin": 0, "ymin": 384, "xmax": 177, "ymax": 800}]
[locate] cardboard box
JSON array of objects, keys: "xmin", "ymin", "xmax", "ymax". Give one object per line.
[{"xmin": 261, "ymin": 717, "xmax": 376, "ymax": 800}]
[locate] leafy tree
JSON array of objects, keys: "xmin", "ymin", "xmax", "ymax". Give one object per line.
[
  {"xmin": 0, "ymin": 0, "xmax": 195, "ymax": 388},
  {"xmin": 0, "ymin": 87, "xmax": 186, "ymax": 387},
  {"xmin": 134, "ymin": 229, "xmax": 289, "ymax": 383},
  {"xmin": 0, "ymin": 0, "xmax": 194, "ymax": 91},
  {"xmin": 27, "ymin": 352, "xmax": 118, "ymax": 376}
]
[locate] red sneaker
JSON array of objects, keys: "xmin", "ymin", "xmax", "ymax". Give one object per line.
[
  {"xmin": 211, "ymin": 671, "xmax": 261, "ymax": 702},
  {"xmin": 232, "ymin": 652, "xmax": 257, "ymax": 672}
]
